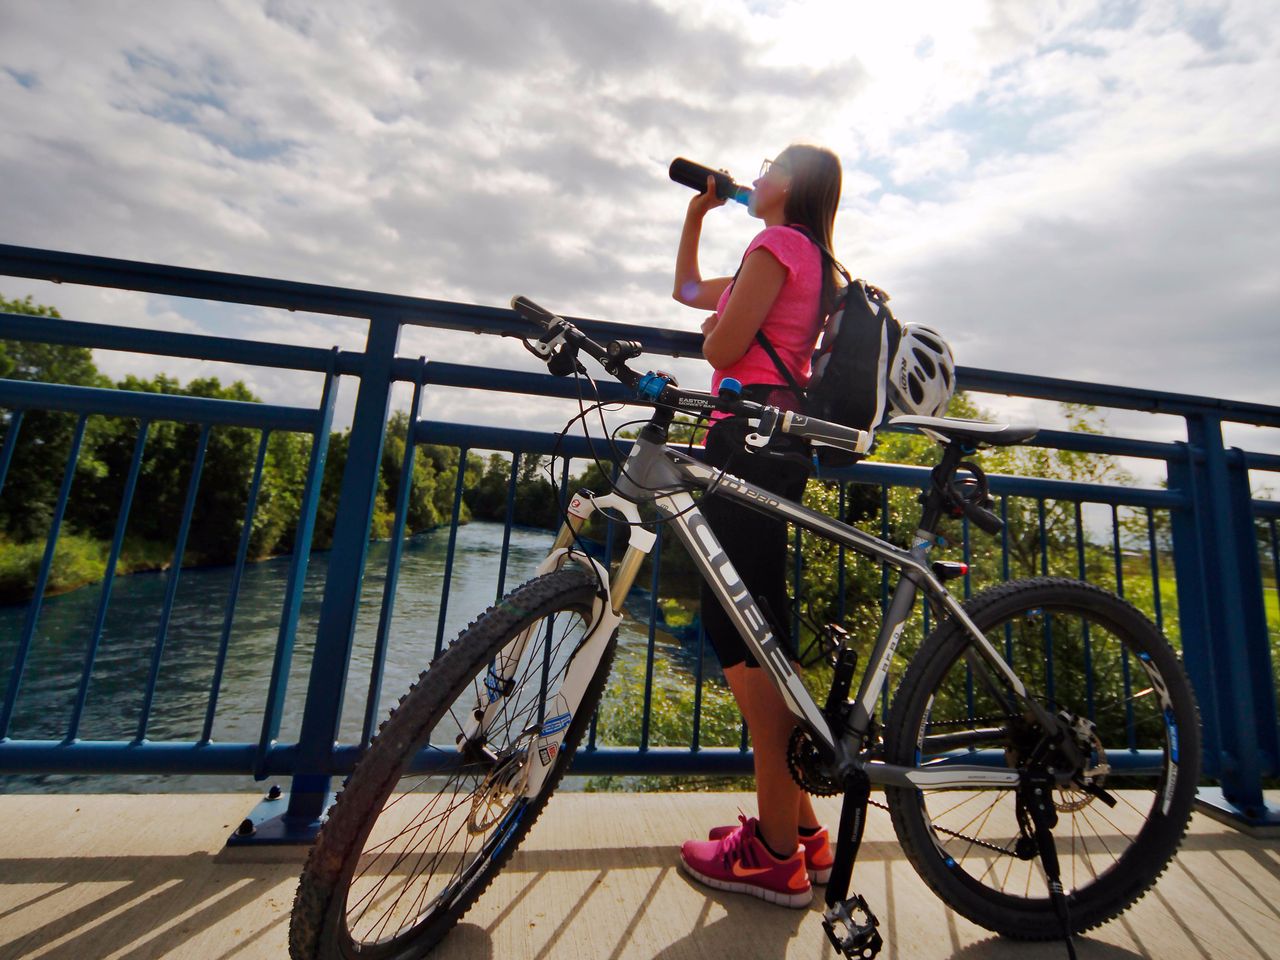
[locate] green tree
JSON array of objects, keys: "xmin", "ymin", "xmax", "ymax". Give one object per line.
[
  {"xmin": 250, "ymin": 430, "xmax": 314, "ymax": 558},
  {"xmin": 0, "ymin": 293, "xmax": 112, "ymax": 541},
  {"xmin": 466, "ymin": 452, "xmax": 515, "ymax": 521},
  {"xmin": 507, "ymin": 453, "xmax": 564, "ymax": 530},
  {"xmin": 313, "ymin": 430, "xmax": 355, "ymax": 550},
  {"xmin": 182, "ymin": 378, "xmax": 263, "ymax": 563},
  {"xmin": 74, "ymin": 374, "xmax": 265, "ymax": 566},
  {"xmin": 381, "ymin": 412, "xmax": 445, "ymax": 533},
  {"xmin": 791, "ymin": 394, "xmax": 1161, "ymax": 684},
  {"xmin": 312, "ymin": 428, "xmax": 479, "ymax": 550},
  {"xmin": 1, "ymin": 290, "xmax": 489, "ymax": 600},
  {"xmin": 417, "ymin": 444, "xmax": 476, "ymax": 529}
]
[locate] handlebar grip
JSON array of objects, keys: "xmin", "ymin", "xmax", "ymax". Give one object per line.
[
  {"xmin": 511, "ymin": 295, "xmax": 558, "ymax": 329},
  {"xmin": 781, "ymin": 413, "xmax": 872, "ymax": 455}
]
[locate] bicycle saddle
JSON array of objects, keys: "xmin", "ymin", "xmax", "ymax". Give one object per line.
[{"xmin": 886, "ymin": 415, "xmax": 1038, "ymax": 448}]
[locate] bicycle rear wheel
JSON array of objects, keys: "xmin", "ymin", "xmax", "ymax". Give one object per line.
[
  {"xmin": 289, "ymin": 566, "xmax": 615, "ymax": 960},
  {"xmin": 883, "ymin": 577, "xmax": 1200, "ymax": 939}
]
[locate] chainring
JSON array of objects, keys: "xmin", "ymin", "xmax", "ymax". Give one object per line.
[{"xmin": 787, "ymin": 726, "xmax": 842, "ymax": 796}]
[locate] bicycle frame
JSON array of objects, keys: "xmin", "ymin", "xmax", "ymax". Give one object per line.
[
  {"xmin": 294, "ymin": 299, "xmax": 1194, "ymax": 960},
  {"xmin": 483, "ymin": 425, "xmax": 1042, "ymax": 799},
  {"xmin": 622, "ymin": 434, "xmax": 1029, "ymax": 789}
]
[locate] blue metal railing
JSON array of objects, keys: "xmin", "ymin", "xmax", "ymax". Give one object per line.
[
  {"xmin": 1, "ymin": 243, "xmax": 1277, "ymax": 835},
  {"xmin": 410, "ymin": 420, "xmax": 1230, "ymax": 774}
]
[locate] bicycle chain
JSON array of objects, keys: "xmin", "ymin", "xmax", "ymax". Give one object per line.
[
  {"xmin": 862, "ymin": 793, "xmax": 1017, "ymax": 857},
  {"xmin": 899, "ymin": 716, "xmax": 1020, "ymax": 856},
  {"xmin": 923, "ymin": 715, "xmax": 1010, "ymax": 730},
  {"xmin": 872, "ymin": 711, "xmax": 1020, "ymax": 859},
  {"xmin": 796, "ymin": 714, "xmax": 1020, "ymax": 859}
]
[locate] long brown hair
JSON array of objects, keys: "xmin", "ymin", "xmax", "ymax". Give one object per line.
[{"xmin": 777, "ymin": 143, "xmax": 843, "ymax": 310}]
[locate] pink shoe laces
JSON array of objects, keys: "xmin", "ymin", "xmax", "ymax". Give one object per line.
[{"xmin": 719, "ymin": 813, "xmax": 755, "ymax": 868}]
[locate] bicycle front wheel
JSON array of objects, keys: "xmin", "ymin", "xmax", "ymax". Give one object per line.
[
  {"xmin": 290, "ymin": 566, "xmax": 616, "ymax": 960},
  {"xmin": 883, "ymin": 577, "xmax": 1200, "ymax": 939}
]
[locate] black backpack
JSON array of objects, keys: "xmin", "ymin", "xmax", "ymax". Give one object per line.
[{"xmin": 753, "ymin": 227, "xmax": 901, "ymax": 465}]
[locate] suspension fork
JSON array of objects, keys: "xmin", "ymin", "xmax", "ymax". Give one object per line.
[
  {"xmin": 549, "ymin": 489, "xmax": 655, "ymax": 614},
  {"xmin": 496, "ymin": 488, "xmax": 657, "ymax": 697},
  {"xmin": 549, "ymin": 491, "xmax": 591, "ymax": 551},
  {"xmin": 462, "ymin": 489, "xmax": 656, "ymax": 797}
]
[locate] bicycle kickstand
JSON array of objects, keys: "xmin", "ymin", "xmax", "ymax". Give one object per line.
[
  {"xmin": 1020, "ymin": 770, "xmax": 1079, "ymax": 960},
  {"xmin": 822, "ymin": 769, "xmax": 883, "ymax": 960}
]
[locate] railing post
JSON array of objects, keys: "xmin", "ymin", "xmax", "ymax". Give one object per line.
[
  {"xmin": 279, "ymin": 315, "xmax": 402, "ymax": 836},
  {"xmin": 1169, "ymin": 414, "xmax": 1279, "ymax": 830}
]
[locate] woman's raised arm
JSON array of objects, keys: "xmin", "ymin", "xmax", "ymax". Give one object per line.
[{"xmin": 674, "ymin": 176, "xmax": 732, "ymax": 310}]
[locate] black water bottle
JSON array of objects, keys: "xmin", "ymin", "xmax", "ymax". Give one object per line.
[{"xmin": 669, "ymin": 158, "xmax": 752, "ymax": 205}]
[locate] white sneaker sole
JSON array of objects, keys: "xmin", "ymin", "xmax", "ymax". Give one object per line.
[{"xmin": 679, "ymin": 858, "xmax": 813, "ymax": 909}]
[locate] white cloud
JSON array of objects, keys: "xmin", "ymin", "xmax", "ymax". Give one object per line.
[
  {"xmin": 889, "ymin": 131, "xmax": 971, "ymax": 185},
  {"xmin": 0, "ymin": 0, "xmax": 1275, "ymax": 472}
]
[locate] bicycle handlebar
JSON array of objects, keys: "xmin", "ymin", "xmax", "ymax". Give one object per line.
[{"xmin": 511, "ymin": 295, "xmax": 873, "ymax": 458}]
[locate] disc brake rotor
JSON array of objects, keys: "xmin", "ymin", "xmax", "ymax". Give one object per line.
[
  {"xmin": 468, "ymin": 729, "xmax": 537, "ymax": 832},
  {"xmin": 1055, "ymin": 715, "xmax": 1110, "ymax": 814}
]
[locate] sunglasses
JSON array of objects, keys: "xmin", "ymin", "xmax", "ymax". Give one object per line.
[{"xmin": 759, "ymin": 158, "xmax": 788, "ymax": 179}]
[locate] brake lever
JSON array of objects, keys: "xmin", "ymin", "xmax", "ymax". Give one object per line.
[
  {"xmin": 744, "ymin": 406, "xmax": 781, "ymax": 448},
  {"xmin": 527, "ymin": 323, "xmax": 568, "ymax": 359}
]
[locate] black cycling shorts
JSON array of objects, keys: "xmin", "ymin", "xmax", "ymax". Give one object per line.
[{"xmin": 697, "ymin": 388, "xmax": 811, "ymax": 670}]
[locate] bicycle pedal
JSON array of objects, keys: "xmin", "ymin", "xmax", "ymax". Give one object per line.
[{"xmin": 822, "ymin": 894, "xmax": 882, "ymax": 959}]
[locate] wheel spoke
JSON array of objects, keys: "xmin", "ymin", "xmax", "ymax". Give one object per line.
[
  {"xmin": 352, "ymin": 786, "xmax": 470, "ymax": 930},
  {"xmin": 1082, "ymin": 796, "xmax": 1139, "ymax": 847},
  {"xmin": 392, "ymin": 807, "xmax": 481, "ymax": 937},
  {"xmin": 1077, "ymin": 804, "xmax": 1120, "ymax": 867},
  {"xmin": 886, "ymin": 583, "xmax": 1198, "ymax": 937},
  {"xmin": 1114, "ymin": 789, "xmax": 1156, "ymax": 821},
  {"xmin": 301, "ymin": 571, "xmax": 606, "ymax": 955},
  {"xmin": 356, "ymin": 768, "xmax": 472, "ymax": 869},
  {"xmin": 998, "ymin": 844, "xmax": 1018, "ymax": 893},
  {"xmin": 959, "ymin": 799, "xmax": 1002, "ymax": 866},
  {"xmin": 931, "ymin": 790, "xmax": 993, "ymax": 822}
]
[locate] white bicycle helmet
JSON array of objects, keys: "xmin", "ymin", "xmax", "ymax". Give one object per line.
[{"xmin": 888, "ymin": 324, "xmax": 956, "ymax": 418}]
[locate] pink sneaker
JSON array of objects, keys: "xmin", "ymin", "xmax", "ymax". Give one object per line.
[
  {"xmin": 680, "ymin": 815, "xmax": 812, "ymax": 908},
  {"xmin": 708, "ymin": 821, "xmax": 834, "ymax": 884}
]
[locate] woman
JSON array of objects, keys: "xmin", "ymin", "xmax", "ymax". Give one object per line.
[{"xmin": 672, "ymin": 144, "xmax": 842, "ymax": 908}]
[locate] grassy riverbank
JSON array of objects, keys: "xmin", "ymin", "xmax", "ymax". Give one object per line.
[{"xmin": 0, "ymin": 534, "xmax": 184, "ymax": 606}]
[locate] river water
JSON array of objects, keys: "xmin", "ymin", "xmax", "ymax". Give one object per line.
[{"xmin": 0, "ymin": 521, "xmax": 711, "ymax": 794}]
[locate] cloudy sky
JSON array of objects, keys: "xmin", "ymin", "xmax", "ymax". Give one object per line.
[{"xmin": 1, "ymin": 0, "xmax": 1277, "ymax": 472}]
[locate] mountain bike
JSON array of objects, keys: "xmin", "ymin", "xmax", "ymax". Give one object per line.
[{"xmin": 289, "ymin": 297, "xmax": 1201, "ymax": 960}]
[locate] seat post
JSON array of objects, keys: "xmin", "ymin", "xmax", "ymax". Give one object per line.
[{"xmin": 917, "ymin": 441, "xmax": 970, "ymax": 535}]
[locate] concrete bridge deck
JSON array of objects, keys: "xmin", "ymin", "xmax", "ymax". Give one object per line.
[{"xmin": 0, "ymin": 792, "xmax": 1276, "ymax": 960}]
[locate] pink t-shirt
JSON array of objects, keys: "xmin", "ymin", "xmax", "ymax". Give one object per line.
[{"xmin": 710, "ymin": 225, "xmax": 824, "ymax": 399}]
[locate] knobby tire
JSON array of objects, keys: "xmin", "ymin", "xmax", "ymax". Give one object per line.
[
  {"xmin": 289, "ymin": 567, "xmax": 615, "ymax": 960},
  {"xmin": 884, "ymin": 577, "xmax": 1201, "ymax": 939}
]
